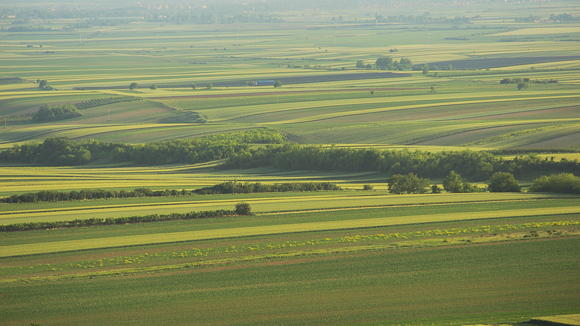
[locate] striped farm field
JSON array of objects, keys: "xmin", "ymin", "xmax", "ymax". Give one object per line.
[
  {"xmin": 3, "ymin": 204, "xmax": 580, "ymax": 257},
  {"xmin": 1, "ymin": 193, "xmax": 579, "ymax": 325},
  {"xmin": 3, "ymin": 5, "xmax": 580, "ymax": 325}
]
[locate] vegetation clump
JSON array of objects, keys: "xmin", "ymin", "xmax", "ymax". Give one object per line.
[
  {"xmin": 387, "ymin": 173, "xmax": 431, "ymax": 194},
  {"xmin": 529, "ymin": 173, "xmax": 580, "ymax": 194},
  {"xmin": 32, "ymin": 104, "xmax": 82, "ymax": 122},
  {"xmin": 487, "ymin": 172, "xmax": 520, "ymax": 192}
]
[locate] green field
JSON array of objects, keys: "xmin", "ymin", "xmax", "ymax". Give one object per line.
[{"xmin": 2, "ymin": 0, "xmax": 580, "ymax": 325}]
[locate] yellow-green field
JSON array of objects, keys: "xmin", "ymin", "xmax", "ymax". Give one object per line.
[{"xmin": 2, "ymin": 1, "xmax": 580, "ymax": 325}]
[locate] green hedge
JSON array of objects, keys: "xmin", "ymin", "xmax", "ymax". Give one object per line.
[{"xmin": 0, "ymin": 208, "xmax": 245, "ymax": 232}]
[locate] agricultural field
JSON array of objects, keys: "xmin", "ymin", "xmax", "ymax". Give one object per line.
[{"xmin": 1, "ymin": 0, "xmax": 580, "ymax": 325}]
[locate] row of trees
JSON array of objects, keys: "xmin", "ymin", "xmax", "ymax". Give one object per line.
[
  {"xmin": 218, "ymin": 144, "xmax": 580, "ymax": 181},
  {"xmin": 1, "ymin": 181, "xmax": 341, "ymax": 204},
  {"xmin": 0, "ymin": 206, "xmax": 253, "ymax": 232},
  {"xmin": 0, "ymin": 129, "xmax": 284, "ymax": 166},
  {"xmin": 375, "ymin": 57, "xmax": 413, "ymax": 71},
  {"xmin": 387, "ymin": 171, "xmax": 520, "ymax": 194}
]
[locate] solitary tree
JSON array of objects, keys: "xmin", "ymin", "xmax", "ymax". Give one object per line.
[
  {"xmin": 488, "ymin": 172, "xmax": 520, "ymax": 192},
  {"xmin": 191, "ymin": 84, "xmax": 196, "ymax": 90},
  {"xmin": 274, "ymin": 80, "xmax": 282, "ymax": 88},
  {"xmin": 388, "ymin": 173, "xmax": 431, "ymax": 194},
  {"xmin": 517, "ymin": 82, "xmax": 528, "ymax": 90},
  {"xmin": 430, "ymin": 86, "xmax": 436, "ymax": 93},
  {"xmin": 206, "ymin": 83, "xmax": 213, "ymax": 90},
  {"xmin": 150, "ymin": 84, "xmax": 157, "ymax": 90},
  {"xmin": 235, "ymin": 202, "xmax": 252, "ymax": 215},
  {"xmin": 422, "ymin": 64, "xmax": 430, "ymax": 75},
  {"xmin": 443, "ymin": 171, "xmax": 464, "ymax": 193},
  {"xmin": 356, "ymin": 60, "xmax": 364, "ymax": 68},
  {"xmin": 129, "ymin": 82, "xmax": 138, "ymax": 90}
]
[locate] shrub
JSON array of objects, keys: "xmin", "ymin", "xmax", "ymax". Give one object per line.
[
  {"xmin": 363, "ymin": 184, "xmax": 374, "ymax": 191},
  {"xmin": 488, "ymin": 172, "xmax": 520, "ymax": 192},
  {"xmin": 388, "ymin": 173, "xmax": 431, "ymax": 194},
  {"xmin": 235, "ymin": 202, "xmax": 252, "ymax": 215},
  {"xmin": 529, "ymin": 173, "xmax": 580, "ymax": 194}
]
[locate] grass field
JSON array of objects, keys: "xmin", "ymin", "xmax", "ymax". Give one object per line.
[{"xmin": 2, "ymin": 1, "xmax": 580, "ymax": 325}]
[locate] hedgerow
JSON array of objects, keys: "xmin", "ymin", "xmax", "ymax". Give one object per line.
[
  {"xmin": 0, "ymin": 181, "xmax": 341, "ymax": 204},
  {"xmin": 0, "ymin": 207, "xmax": 250, "ymax": 232}
]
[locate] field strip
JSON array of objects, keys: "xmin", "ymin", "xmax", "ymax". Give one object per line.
[
  {"xmin": 262, "ymin": 94, "xmax": 580, "ymax": 125},
  {"xmin": 0, "ymin": 193, "xmax": 377, "ymax": 217},
  {"xmin": 0, "ymin": 194, "xmax": 545, "ymax": 219},
  {"xmin": 210, "ymin": 90, "xmax": 580, "ymax": 122},
  {"xmin": 3, "ymin": 206, "xmax": 580, "ymax": 257}
]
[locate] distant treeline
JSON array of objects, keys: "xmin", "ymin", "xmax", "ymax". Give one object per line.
[
  {"xmin": 1, "ymin": 181, "xmax": 341, "ymax": 204},
  {"xmin": 0, "ymin": 78, "xmax": 26, "ymax": 85},
  {"xmin": 218, "ymin": 144, "xmax": 580, "ymax": 180},
  {"xmin": 0, "ymin": 209, "xmax": 242, "ymax": 233},
  {"xmin": 0, "ymin": 129, "xmax": 284, "ymax": 166},
  {"xmin": 500, "ymin": 77, "xmax": 558, "ymax": 84},
  {"xmin": 375, "ymin": 14, "xmax": 471, "ymax": 25}
]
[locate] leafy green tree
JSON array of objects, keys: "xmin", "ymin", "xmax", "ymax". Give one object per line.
[
  {"xmin": 129, "ymin": 82, "xmax": 138, "ymax": 90},
  {"xmin": 150, "ymin": 84, "xmax": 157, "ymax": 90},
  {"xmin": 443, "ymin": 171, "xmax": 463, "ymax": 193},
  {"xmin": 39, "ymin": 80, "xmax": 48, "ymax": 88},
  {"xmin": 398, "ymin": 57, "xmax": 413, "ymax": 69},
  {"xmin": 274, "ymin": 80, "xmax": 282, "ymax": 88},
  {"xmin": 356, "ymin": 60, "xmax": 364, "ymax": 68},
  {"xmin": 191, "ymin": 84, "xmax": 196, "ymax": 90},
  {"xmin": 517, "ymin": 82, "xmax": 528, "ymax": 90},
  {"xmin": 206, "ymin": 83, "xmax": 213, "ymax": 90},
  {"xmin": 430, "ymin": 86, "xmax": 436, "ymax": 93},
  {"xmin": 388, "ymin": 173, "xmax": 431, "ymax": 194},
  {"xmin": 363, "ymin": 184, "xmax": 374, "ymax": 191},
  {"xmin": 375, "ymin": 56, "xmax": 394, "ymax": 70},
  {"xmin": 422, "ymin": 64, "xmax": 430, "ymax": 75},
  {"xmin": 462, "ymin": 182, "xmax": 477, "ymax": 193},
  {"xmin": 488, "ymin": 172, "xmax": 520, "ymax": 192},
  {"xmin": 235, "ymin": 202, "xmax": 252, "ymax": 215},
  {"xmin": 529, "ymin": 173, "xmax": 580, "ymax": 194}
]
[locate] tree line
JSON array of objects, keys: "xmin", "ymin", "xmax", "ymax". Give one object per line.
[
  {"xmin": 0, "ymin": 129, "xmax": 284, "ymax": 166},
  {"xmin": 1, "ymin": 181, "xmax": 341, "ymax": 204},
  {"xmin": 0, "ymin": 205, "xmax": 253, "ymax": 233},
  {"xmin": 218, "ymin": 144, "xmax": 580, "ymax": 180}
]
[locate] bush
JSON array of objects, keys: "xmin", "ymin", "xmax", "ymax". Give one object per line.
[
  {"xmin": 443, "ymin": 171, "xmax": 463, "ymax": 193},
  {"xmin": 487, "ymin": 172, "xmax": 520, "ymax": 192},
  {"xmin": 363, "ymin": 184, "xmax": 374, "ymax": 191},
  {"xmin": 529, "ymin": 173, "xmax": 580, "ymax": 194},
  {"xmin": 388, "ymin": 173, "xmax": 431, "ymax": 194},
  {"xmin": 235, "ymin": 202, "xmax": 252, "ymax": 215}
]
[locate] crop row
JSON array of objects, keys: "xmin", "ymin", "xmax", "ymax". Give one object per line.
[{"xmin": 73, "ymin": 96, "xmax": 142, "ymax": 110}]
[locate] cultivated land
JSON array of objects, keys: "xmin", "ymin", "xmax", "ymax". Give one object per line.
[{"xmin": 1, "ymin": 0, "xmax": 580, "ymax": 325}]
